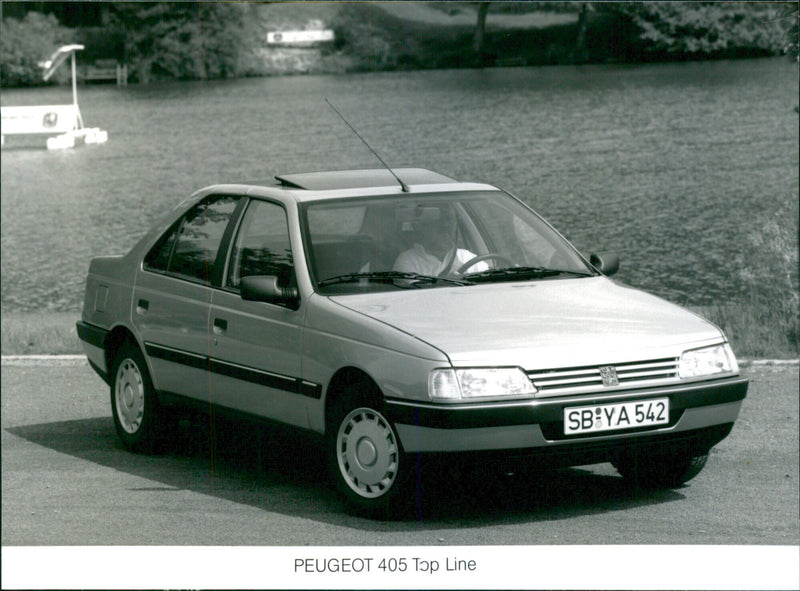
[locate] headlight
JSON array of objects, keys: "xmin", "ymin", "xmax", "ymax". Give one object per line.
[
  {"xmin": 429, "ymin": 367, "xmax": 537, "ymax": 401},
  {"xmin": 679, "ymin": 343, "xmax": 738, "ymax": 379}
]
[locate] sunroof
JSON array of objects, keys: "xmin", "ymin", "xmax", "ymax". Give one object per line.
[{"xmin": 275, "ymin": 168, "xmax": 456, "ymax": 191}]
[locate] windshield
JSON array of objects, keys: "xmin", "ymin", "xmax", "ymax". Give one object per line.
[{"xmin": 301, "ymin": 190, "xmax": 594, "ymax": 294}]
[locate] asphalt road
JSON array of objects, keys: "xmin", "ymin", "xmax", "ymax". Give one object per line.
[{"xmin": 2, "ymin": 360, "xmax": 798, "ymax": 587}]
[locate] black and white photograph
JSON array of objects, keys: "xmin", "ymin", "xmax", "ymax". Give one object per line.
[{"xmin": 2, "ymin": 2, "xmax": 798, "ymax": 589}]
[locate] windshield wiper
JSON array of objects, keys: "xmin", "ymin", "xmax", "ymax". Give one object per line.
[
  {"xmin": 318, "ymin": 271, "xmax": 473, "ymax": 288},
  {"xmin": 461, "ymin": 266, "xmax": 594, "ymax": 283}
]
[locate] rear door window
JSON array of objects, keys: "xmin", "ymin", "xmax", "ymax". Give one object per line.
[{"xmin": 144, "ymin": 195, "xmax": 240, "ymax": 284}]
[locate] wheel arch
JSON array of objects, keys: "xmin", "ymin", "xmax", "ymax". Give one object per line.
[
  {"xmin": 323, "ymin": 366, "xmax": 382, "ymax": 434},
  {"xmin": 104, "ymin": 325, "xmax": 144, "ymax": 379}
]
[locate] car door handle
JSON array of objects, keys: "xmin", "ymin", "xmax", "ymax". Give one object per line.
[
  {"xmin": 213, "ymin": 318, "xmax": 228, "ymax": 335},
  {"xmin": 136, "ymin": 299, "xmax": 149, "ymax": 315}
]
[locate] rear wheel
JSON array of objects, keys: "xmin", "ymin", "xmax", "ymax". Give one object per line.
[
  {"xmin": 614, "ymin": 450, "xmax": 708, "ymax": 489},
  {"xmin": 110, "ymin": 340, "xmax": 163, "ymax": 453},
  {"xmin": 326, "ymin": 384, "xmax": 409, "ymax": 516}
]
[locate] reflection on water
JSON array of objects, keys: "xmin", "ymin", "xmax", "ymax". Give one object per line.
[{"xmin": 1, "ymin": 59, "xmax": 797, "ymax": 312}]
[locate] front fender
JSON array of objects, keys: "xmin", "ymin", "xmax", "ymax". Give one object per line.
[{"xmin": 301, "ymin": 293, "xmax": 449, "ymax": 432}]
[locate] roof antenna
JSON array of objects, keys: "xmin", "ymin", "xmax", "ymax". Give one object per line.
[{"xmin": 325, "ymin": 98, "xmax": 409, "ymax": 192}]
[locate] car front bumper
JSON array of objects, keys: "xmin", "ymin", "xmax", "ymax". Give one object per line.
[{"xmin": 386, "ymin": 376, "xmax": 747, "ymax": 455}]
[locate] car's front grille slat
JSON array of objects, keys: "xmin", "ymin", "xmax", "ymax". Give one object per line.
[
  {"xmin": 535, "ymin": 375, "xmax": 604, "ymax": 387},
  {"xmin": 527, "ymin": 357, "xmax": 680, "ymax": 396},
  {"xmin": 618, "ymin": 368, "xmax": 675, "ymax": 380}
]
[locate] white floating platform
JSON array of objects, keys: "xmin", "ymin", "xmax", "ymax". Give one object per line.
[{"xmin": 45, "ymin": 127, "xmax": 108, "ymax": 150}]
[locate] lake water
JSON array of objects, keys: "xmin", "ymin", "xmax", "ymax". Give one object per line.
[{"xmin": 1, "ymin": 58, "xmax": 797, "ymax": 313}]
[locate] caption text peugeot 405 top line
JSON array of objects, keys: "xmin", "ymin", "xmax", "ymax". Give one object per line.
[{"xmin": 77, "ymin": 168, "xmax": 748, "ymax": 515}]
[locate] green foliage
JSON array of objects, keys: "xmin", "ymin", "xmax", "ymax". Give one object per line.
[
  {"xmin": 330, "ymin": 2, "xmax": 789, "ymax": 72},
  {"xmin": 736, "ymin": 212, "xmax": 799, "ymax": 321},
  {"xmin": 701, "ymin": 208, "xmax": 800, "ymax": 358},
  {"xmin": 1, "ymin": 312, "xmax": 81, "ymax": 355},
  {"xmin": 1, "ymin": 12, "xmax": 75, "ymax": 87},
  {"xmin": 330, "ymin": 4, "xmax": 428, "ymax": 71},
  {"xmin": 108, "ymin": 2, "xmax": 249, "ymax": 82},
  {"xmin": 2, "ymin": 3, "xmax": 793, "ymax": 83},
  {"xmin": 772, "ymin": 2, "xmax": 799, "ymax": 60},
  {"xmin": 612, "ymin": 2, "xmax": 787, "ymax": 58}
]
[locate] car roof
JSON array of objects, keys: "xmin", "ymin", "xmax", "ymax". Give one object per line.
[{"xmin": 196, "ymin": 168, "xmax": 501, "ymax": 204}]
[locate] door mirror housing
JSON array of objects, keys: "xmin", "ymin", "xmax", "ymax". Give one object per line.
[
  {"xmin": 589, "ymin": 252, "xmax": 620, "ymax": 276},
  {"xmin": 240, "ymin": 276, "xmax": 300, "ymax": 309}
]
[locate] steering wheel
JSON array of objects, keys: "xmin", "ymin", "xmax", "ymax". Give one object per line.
[{"xmin": 454, "ymin": 253, "xmax": 514, "ymax": 275}]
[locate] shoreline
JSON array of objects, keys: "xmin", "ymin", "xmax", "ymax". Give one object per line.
[{"xmin": 2, "ymin": 3, "xmax": 788, "ymax": 88}]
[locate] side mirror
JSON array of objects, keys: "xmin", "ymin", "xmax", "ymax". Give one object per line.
[
  {"xmin": 240, "ymin": 275, "xmax": 300, "ymax": 309},
  {"xmin": 589, "ymin": 252, "xmax": 620, "ymax": 276}
]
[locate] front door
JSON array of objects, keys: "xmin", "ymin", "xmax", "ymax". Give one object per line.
[{"xmin": 208, "ymin": 198, "xmax": 310, "ymax": 428}]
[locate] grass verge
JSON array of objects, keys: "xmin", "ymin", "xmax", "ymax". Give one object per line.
[
  {"xmin": 691, "ymin": 304, "xmax": 799, "ymax": 360},
  {"xmin": 2, "ymin": 312, "xmax": 81, "ymax": 355}
]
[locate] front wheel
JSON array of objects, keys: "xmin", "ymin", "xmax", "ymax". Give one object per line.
[
  {"xmin": 110, "ymin": 340, "xmax": 163, "ymax": 453},
  {"xmin": 614, "ymin": 450, "xmax": 708, "ymax": 489},
  {"xmin": 326, "ymin": 388, "xmax": 409, "ymax": 516}
]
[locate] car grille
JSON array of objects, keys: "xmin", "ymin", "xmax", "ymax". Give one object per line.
[{"xmin": 527, "ymin": 357, "xmax": 680, "ymax": 397}]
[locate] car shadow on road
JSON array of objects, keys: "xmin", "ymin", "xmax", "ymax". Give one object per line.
[{"xmin": 7, "ymin": 414, "xmax": 685, "ymax": 531}]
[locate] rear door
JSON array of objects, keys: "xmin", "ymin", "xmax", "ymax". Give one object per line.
[
  {"xmin": 208, "ymin": 198, "xmax": 311, "ymax": 428},
  {"xmin": 132, "ymin": 194, "xmax": 242, "ymax": 402}
]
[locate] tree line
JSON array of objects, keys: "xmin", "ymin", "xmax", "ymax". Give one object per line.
[{"xmin": 1, "ymin": 2, "xmax": 797, "ymax": 87}]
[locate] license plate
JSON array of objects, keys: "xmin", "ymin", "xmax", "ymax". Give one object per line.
[{"xmin": 563, "ymin": 398, "xmax": 669, "ymax": 435}]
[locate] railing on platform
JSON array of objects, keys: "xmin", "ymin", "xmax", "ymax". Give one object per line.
[{"xmin": 79, "ymin": 59, "xmax": 128, "ymax": 86}]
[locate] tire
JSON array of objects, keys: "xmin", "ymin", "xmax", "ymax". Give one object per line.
[
  {"xmin": 614, "ymin": 450, "xmax": 709, "ymax": 489},
  {"xmin": 110, "ymin": 340, "xmax": 163, "ymax": 454},
  {"xmin": 326, "ymin": 384, "xmax": 409, "ymax": 517}
]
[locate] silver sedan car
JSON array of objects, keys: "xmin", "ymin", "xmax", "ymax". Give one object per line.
[{"xmin": 77, "ymin": 168, "xmax": 748, "ymax": 516}]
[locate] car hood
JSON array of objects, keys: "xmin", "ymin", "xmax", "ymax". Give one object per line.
[{"xmin": 328, "ymin": 277, "xmax": 723, "ymax": 368}]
